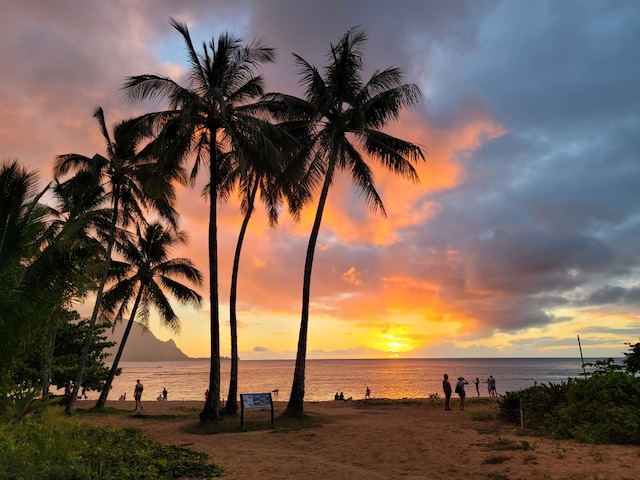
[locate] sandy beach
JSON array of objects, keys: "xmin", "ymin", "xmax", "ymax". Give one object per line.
[{"xmin": 75, "ymin": 398, "xmax": 640, "ymax": 480}]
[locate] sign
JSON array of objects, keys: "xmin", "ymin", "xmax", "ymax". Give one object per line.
[
  {"xmin": 240, "ymin": 392, "xmax": 274, "ymax": 427},
  {"xmin": 241, "ymin": 393, "xmax": 272, "ymax": 408}
]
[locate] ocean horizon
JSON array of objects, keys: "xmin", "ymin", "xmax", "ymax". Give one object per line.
[{"xmin": 84, "ymin": 357, "xmax": 617, "ymax": 404}]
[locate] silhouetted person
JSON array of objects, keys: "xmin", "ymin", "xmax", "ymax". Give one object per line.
[
  {"xmin": 134, "ymin": 379, "xmax": 144, "ymax": 411},
  {"xmin": 442, "ymin": 374, "xmax": 452, "ymax": 411}
]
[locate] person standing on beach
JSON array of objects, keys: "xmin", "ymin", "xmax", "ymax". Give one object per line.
[
  {"xmin": 442, "ymin": 374, "xmax": 452, "ymax": 411},
  {"xmin": 365, "ymin": 386, "xmax": 371, "ymax": 399},
  {"xmin": 456, "ymin": 377, "xmax": 469, "ymax": 410},
  {"xmin": 489, "ymin": 375, "xmax": 497, "ymax": 397},
  {"xmin": 162, "ymin": 388, "xmax": 168, "ymax": 401},
  {"xmin": 134, "ymin": 379, "xmax": 144, "ymax": 411},
  {"xmin": 474, "ymin": 377, "xmax": 480, "ymax": 396}
]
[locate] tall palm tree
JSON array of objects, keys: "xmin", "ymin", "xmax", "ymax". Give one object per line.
[
  {"xmin": 275, "ymin": 29, "xmax": 425, "ymax": 416},
  {"xmin": 95, "ymin": 222, "xmax": 202, "ymax": 408},
  {"xmin": 222, "ymin": 120, "xmax": 309, "ymax": 415},
  {"xmin": 121, "ymin": 18, "xmax": 281, "ymax": 421},
  {"xmin": 54, "ymin": 108, "xmax": 183, "ymax": 413}
]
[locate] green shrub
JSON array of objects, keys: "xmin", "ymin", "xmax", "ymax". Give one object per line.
[
  {"xmin": 499, "ymin": 371, "xmax": 640, "ymax": 444},
  {"xmin": 0, "ymin": 408, "xmax": 222, "ymax": 479}
]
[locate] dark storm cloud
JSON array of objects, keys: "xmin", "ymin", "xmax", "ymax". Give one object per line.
[
  {"xmin": 402, "ymin": 0, "xmax": 640, "ymax": 337},
  {"xmin": 584, "ymin": 285, "xmax": 640, "ymax": 307}
]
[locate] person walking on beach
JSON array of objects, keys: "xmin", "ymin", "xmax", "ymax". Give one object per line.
[
  {"xmin": 134, "ymin": 379, "xmax": 144, "ymax": 411},
  {"xmin": 442, "ymin": 374, "xmax": 452, "ymax": 411},
  {"xmin": 456, "ymin": 377, "xmax": 469, "ymax": 410},
  {"xmin": 485, "ymin": 377, "xmax": 492, "ymax": 396},
  {"xmin": 365, "ymin": 386, "xmax": 371, "ymax": 399},
  {"xmin": 474, "ymin": 377, "xmax": 480, "ymax": 396},
  {"xmin": 489, "ymin": 375, "xmax": 497, "ymax": 397}
]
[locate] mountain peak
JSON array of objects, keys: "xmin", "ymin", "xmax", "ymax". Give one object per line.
[{"xmin": 105, "ymin": 321, "xmax": 190, "ymax": 362}]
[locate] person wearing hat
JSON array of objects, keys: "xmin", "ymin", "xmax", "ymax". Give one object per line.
[{"xmin": 455, "ymin": 377, "xmax": 469, "ymax": 410}]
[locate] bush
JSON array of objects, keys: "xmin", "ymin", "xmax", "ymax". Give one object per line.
[
  {"xmin": 499, "ymin": 371, "xmax": 640, "ymax": 444},
  {"xmin": 0, "ymin": 409, "xmax": 223, "ymax": 479}
]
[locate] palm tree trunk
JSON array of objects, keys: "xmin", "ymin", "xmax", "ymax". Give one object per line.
[
  {"xmin": 95, "ymin": 288, "xmax": 143, "ymax": 408},
  {"xmin": 225, "ymin": 180, "xmax": 259, "ymax": 415},
  {"xmin": 66, "ymin": 192, "xmax": 120, "ymax": 414},
  {"xmin": 285, "ymin": 161, "xmax": 335, "ymax": 416},
  {"xmin": 42, "ymin": 319, "xmax": 58, "ymax": 398},
  {"xmin": 200, "ymin": 135, "xmax": 222, "ymax": 422}
]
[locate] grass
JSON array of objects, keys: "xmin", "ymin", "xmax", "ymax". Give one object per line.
[
  {"xmin": 77, "ymin": 405, "xmax": 196, "ymax": 421},
  {"xmin": 0, "ymin": 408, "xmax": 222, "ymax": 479},
  {"xmin": 483, "ymin": 455, "xmax": 511, "ymax": 464},
  {"xmin": 486, "ymin": 436, "xmax": 533, "ymax": 451},
  {"xmin": 472, "ymin": 410, "xmax": 497, "ymax": 421},
  {"xmin": 353, "ymin": 398, "xmax": 425, "ymax": 408},
  {"xmin": 185, "ymin": 410, "xmax": 327, "ymax": 435}
]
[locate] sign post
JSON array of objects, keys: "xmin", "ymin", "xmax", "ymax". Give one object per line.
[{"xmin": 240, "ymin": 393, "xmax": 274, "ymax": 427}]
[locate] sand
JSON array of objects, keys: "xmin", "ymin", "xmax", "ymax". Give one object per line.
[{"xmin": 74, "ymin": 398, "xmax": 640, "ymax": 480}]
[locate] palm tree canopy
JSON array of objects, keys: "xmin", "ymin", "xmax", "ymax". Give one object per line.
[
  {"xmin": 103, "ymin": 222, "xmax": 203, "ymax": 333},
  {"xmin": 121, "ymin": 18, "xmax": 280, "ymax": 190},
  {"xmin": 54, "ymin": 107, "xmax": 184, "ymax": 232},
  {"xmin": 271, "ymin": 28, "xmax": 425, "ymax": 215}
]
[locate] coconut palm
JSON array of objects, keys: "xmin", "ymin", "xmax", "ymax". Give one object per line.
[
  {"xmin": 222, "ymin": 120, "xmax": 310, "ymax": 415},
  {"xmin": 121, "ymin": 18, "xmax": 281, "ymax": 421},
  {"xmin": 54, "ymin": 107, "xmax": 183, "ymax": 413},
  {"xmin": 274, "ymin": 29, "xmax": 425, "ymax": 415},
  {"xmin": 95, "ymin": 222, "xmax": 202, "ymax": 408}
]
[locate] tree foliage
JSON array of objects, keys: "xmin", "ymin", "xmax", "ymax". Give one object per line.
[
  {"xmin": 623, "ymin": 339, "xmax": 640, "ymax": 374},
  {"xmin": 499, "ymin": 347, "xmax": 640, "ymax": 444}
]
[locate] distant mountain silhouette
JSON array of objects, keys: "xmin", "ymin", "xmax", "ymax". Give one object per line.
[{"xmin": 105, "ymin": 321, "xmax": 191, "ymax": 362}]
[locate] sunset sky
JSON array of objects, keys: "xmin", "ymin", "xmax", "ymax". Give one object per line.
[{"xmin": 2, "ymin": 1, "xmax": 639, "ymax": 359}]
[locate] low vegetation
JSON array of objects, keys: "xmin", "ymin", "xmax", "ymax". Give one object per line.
[
  {"xmin": 499, "ymin": 352, "xmax": 640, "ymax": 444},
  {"xmin": 0, "ymin": 408, "xmax": 222, "ymax": 479}
]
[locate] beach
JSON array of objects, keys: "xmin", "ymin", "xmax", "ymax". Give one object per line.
[{"xmin": 74, "ymin": 398, "xmax": 640, "ymax": 480}]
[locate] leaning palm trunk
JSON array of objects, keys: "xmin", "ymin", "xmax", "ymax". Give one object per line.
[
  {"xmin": 225, "ymin": 181, "xmax": 259, "ymax": 415},
  {"xmin": 66, "ymin": 195, "xmax": 119, "ymax": 414},
  {"xmin": 95, "ymin": 289, "xmax": 143, "ymax": 408},
  {"xmin": 285, "ymin": 162, "xmax": 335, "ymax": 415}
]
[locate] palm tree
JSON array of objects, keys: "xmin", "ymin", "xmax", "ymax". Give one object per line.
[
  {"xmin": 0, "ymin": 160, "xmax": 51, "ymax": 372},
  {"xmin": 121, "ymin": 18, "xmax": 281, "ymax": 421},
  {"xmin": 222, "ymin": 120, "xmax": 309, "ymax": 415},
  {"xmin": 54, "ymin": 108, "xmax": 183, "ymax": 413},
  {"xmin": 95, "ymin": 222, "xmax": 202, "ymax": 408},
  {"xmin": 275, "ymin": 29, "xmax": 425, "ymax": 416}
]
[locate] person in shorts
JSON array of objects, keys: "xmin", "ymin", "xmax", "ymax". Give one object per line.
[{"xmin": 134, "ymin": 379, "xmax": 144, "ymax": 411}]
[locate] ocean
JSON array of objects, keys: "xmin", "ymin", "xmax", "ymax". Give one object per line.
[{"xmin": 89, "ymin": 357, "xmax": 612, "ymax": 404}]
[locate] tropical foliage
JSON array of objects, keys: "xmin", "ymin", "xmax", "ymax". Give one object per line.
[
  {"xmin": 54, "ymin": 107, "xmax": 183, "ymax": 413},
  {"xmin": 499, "ymin": 351, "xmax": 640, "ymax": 444},
  {"xmin": 0, "ymin": 411, "xmax": 222, "ymax": 478},
  {"xmin": 96, "ymin": 222, "xmax": 202, "ymax": 407}
]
